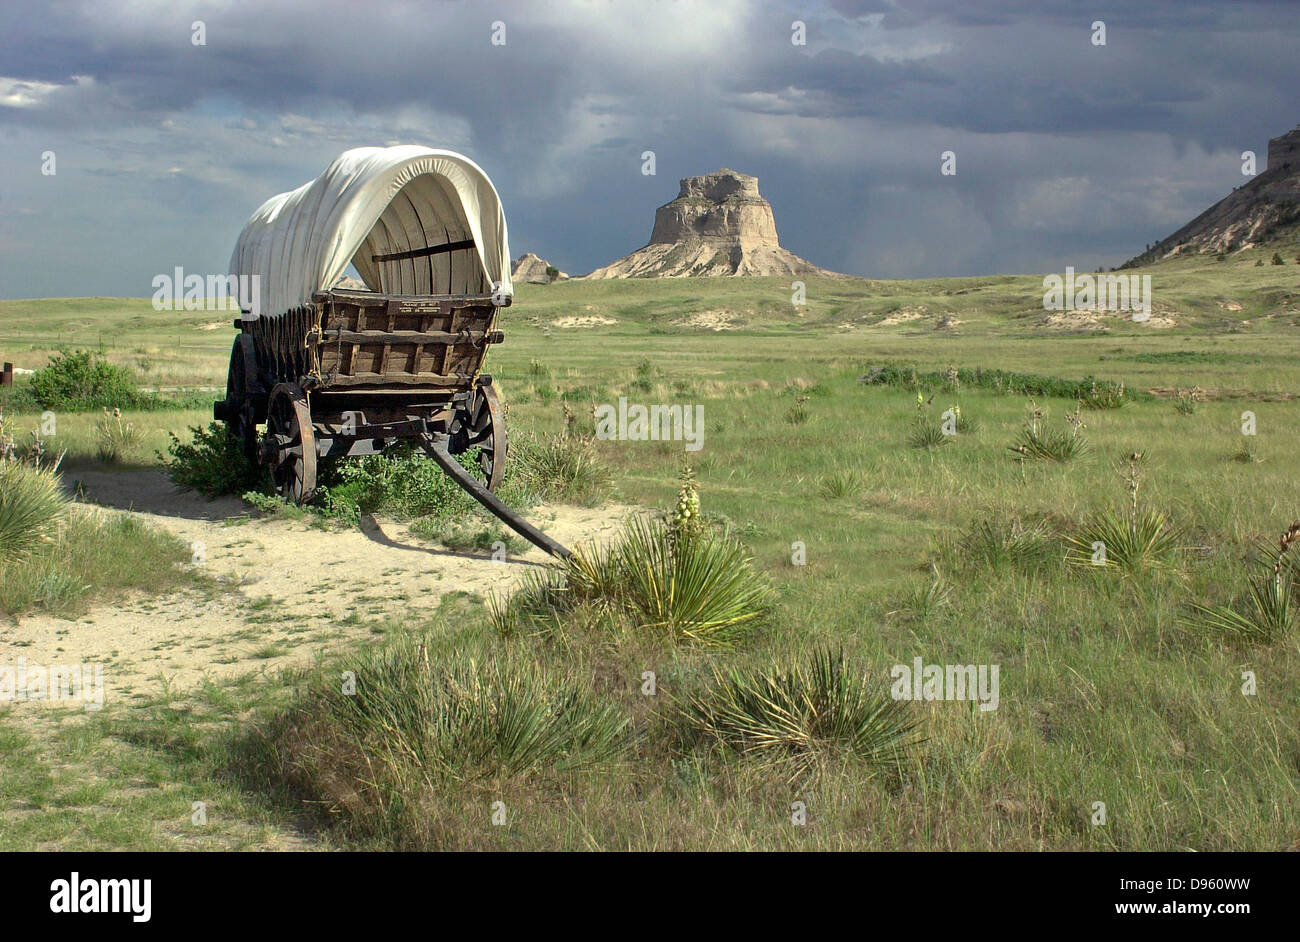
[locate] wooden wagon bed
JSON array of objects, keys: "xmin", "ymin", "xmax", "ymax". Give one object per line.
[{"xmin": 243, "ymin": 288, "xmax": 504, "ymax": 394}]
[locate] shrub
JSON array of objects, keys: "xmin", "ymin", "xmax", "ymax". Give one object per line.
[
  {"xmin": 162, "ymin": 423, "xmax": 266, "ymax": 497},
  {"xmin": 28, "ymin": 350, "xmax": 142, "ymax": 411},
  {"xmin": 1272, "ymin": 253, "xmax": 1285, "ymax": 265},
  {"xmin": 317, "ymin": 447, "xmax": 480, "ymax": 521},
  {"xmin": 683, "ymin": 647, "xmax": 920, "ymax": 782},
  {"xmin": 0, "ymin": 461, "xmax": 66, "ymax": 559},
  {"xmin": 493, "ymin": 516, "xmax": 772, "ymax": 645},
  {"xmin": 860, "ymin": 365, "xmax": 1144, "ymax": 403}
]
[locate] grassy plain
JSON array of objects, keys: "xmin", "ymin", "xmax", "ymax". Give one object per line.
[{"xmin": 1, "ymin": 244, "xmax": 1298, "ymax": 849}]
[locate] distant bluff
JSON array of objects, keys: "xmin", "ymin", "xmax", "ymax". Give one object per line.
[
  {"xmin": 1122, "ymin": 125, "xmax": 1300, "ymax": 266},
  {"xmin": 584, "ymin": 169, "xmax": 841, "ymax": 278},
  {"xmin": 511, "ymin": 252, "xmax": 568, "ymax": 283}
]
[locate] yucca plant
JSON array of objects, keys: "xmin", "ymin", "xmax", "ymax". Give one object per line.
[
  {"xmin": 820, "ymin": 467, "xmax": 862, "ymax": 499},
  {"xmin": 494, "ymin": 515, "xmax": 772, "ymax": 645},
  {"xmin": 1191, "ymin": 523, "xmax": 1300, "ymax": 643},
  {"xmin": 908, "ymin": 417, "xmax": 950, "ymax": 449},
  {"xmin": 1067, "ymin": 452, "xmax": 1178, "ymax": 574},
  {"xmin": 1081, "ymin": 380, "xmax": 1127, "ymax": 410},
  {"xmin": 1192, "ymin": 573, "xmax": 1294, "ymax": 643},
  {"xmin": 1068, "ymin": 507, "xmax": 1180, "ymax": 573},
  {"xmin": 684, "ymin": 647, "xmax": 921, "ymax": 782},
  {"xmin": 0, "ymin": 460, "xmax": 67, "ymax": 559},
  {"xmin": 1009, "ymin": 403, "xmax": 1088, "ymax": 462},
  {"xmin": 95, "ymin": 406, "xmax": 140, "ymax": 464},
  {"xmin": 901, "ymin": 569, "xmax": 953, "ymax": 619}
]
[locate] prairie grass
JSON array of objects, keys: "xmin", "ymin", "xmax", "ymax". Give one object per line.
[
  {"xmin": 0, "ymin": 506, "xmax": 195, "ymax": 616},
  {"xmin": 5, "ymin": 256, "xmax": 1300, "ymax": 849}
]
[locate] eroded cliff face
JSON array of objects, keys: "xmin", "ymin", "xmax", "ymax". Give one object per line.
[
  {"xmin": 648, "ymin": 169, "xmax": 781, "ymax": 248},
  {"xmin": 1121, "ymin": 126, "xmax": 1300, "ymax": 266},
  {"xmin": 586, "ymin": 169, "xmax": 840, "ymax": 278}
]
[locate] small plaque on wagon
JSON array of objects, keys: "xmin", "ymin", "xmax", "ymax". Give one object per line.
[{"xmin": 389, "ymin": 299, "xmax": 446, "ymax": 317}]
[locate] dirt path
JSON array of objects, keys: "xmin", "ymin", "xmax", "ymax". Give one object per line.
[{"xmin": 4, "ymin": 471, "xmax": 635, "ymax": 704}]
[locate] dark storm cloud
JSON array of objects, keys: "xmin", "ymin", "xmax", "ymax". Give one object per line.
[{"xmin": 0, "ymin": 0, "xmax": 1297, "ymax": 297}]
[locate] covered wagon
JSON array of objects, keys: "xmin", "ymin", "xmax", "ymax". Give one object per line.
[{"xmin": 216, "ymin": 145, "xmax": 567, "ymax": 556}]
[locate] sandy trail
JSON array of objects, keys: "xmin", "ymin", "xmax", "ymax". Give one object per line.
[{"xmin": 3, "ymin": 471, "xmax": 634, "ymax": 707}]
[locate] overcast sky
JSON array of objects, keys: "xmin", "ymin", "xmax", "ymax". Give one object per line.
[{"xmin": 1, "ymin": 0, "xmax": 1297, "ymax": 299}]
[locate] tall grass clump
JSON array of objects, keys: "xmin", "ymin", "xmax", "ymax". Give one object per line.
[
  {"xmin": 267, "ymin": 638, "xmax": 629, "ymax": 844},
  {"xmin": 511, "ymin": 431, "xmax": 610, "ymax": 505},
  {"xmin": 683, "ymin": 647, "xmax": 920, "ymax": 783},
  {"xmin": 951, "ymin": 515, "xmax": 1058, "ymax": 572},
  {"xmin": 509, "ymin": 403, "xmax": 611, "ymax": 505},
  {"xmin": 1, "ymin": 508, "xmax": 192, "ymax": 616},
  {"xmin": 95, "ymin": 406, "xmax": 140, "ymax": 464},
  {"xmin": 0, "ymin": 412, "xmax": 66, "ymax": 560}
]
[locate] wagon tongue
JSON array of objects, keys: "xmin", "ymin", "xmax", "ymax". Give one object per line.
[{"xmin": 420, "ymin": 432, "xmax": 572, "ymax": 560}]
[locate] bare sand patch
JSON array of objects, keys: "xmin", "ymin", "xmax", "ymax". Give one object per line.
[
  {"xmin": 2, "ymin": 471, "xmax": 634, "ymax": 705},
  {"xmin": 673, "ymin": 309, "xmax": 742, "ymax": 331},
  {"xmin": 1034, "ymin": 309, "xmax": 1177, "ymax": 330},
  {"xmin": 551, "ymin": 315, "xmax": 617, "ymax": 328}
]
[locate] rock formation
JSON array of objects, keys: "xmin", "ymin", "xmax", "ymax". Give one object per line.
[
  {"xmin": 585, "ymin": 169, "xmax": 839, "ymax": 278},
  {"xmin": 511, "ymin": 252, "xmax": 568, "ymax": 284},
  {"xmin": 1122, "ymin": 125, "xmax": 1300, "ymax": 266}
]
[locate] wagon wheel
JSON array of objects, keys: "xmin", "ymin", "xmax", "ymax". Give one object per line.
[
  {"xmin": 222, "ymin": 336, "xmax": 259, "ymax": 465},
  {"xmin": 262, "ymin": 383, "xmax": 317, "ymax": 504},
  {"xmin": 451, "ymin": 382, "xmax": 507, "ymax": 491}
]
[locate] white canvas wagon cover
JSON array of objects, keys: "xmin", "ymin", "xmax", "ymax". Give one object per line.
[{"xmin": 229, "ymin": 145, "xmax": 512, "ymax": 319}]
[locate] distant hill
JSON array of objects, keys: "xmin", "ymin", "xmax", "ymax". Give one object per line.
[
  {"xmin": 1122, "ymin": 126, "xmax": 1300, "ymax": 268},
  {"xmin": 585, "ymin": 169, "xmax": 842, "ymax": 278}
]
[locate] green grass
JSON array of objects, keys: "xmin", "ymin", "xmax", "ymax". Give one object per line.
[
  {"xmin": 0, "ymin": 505, "xmax": 198, "ymax": 617},
  {"xmin": 3, "ymin": 248, "xmax": 1300, "ymax": 849}
]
